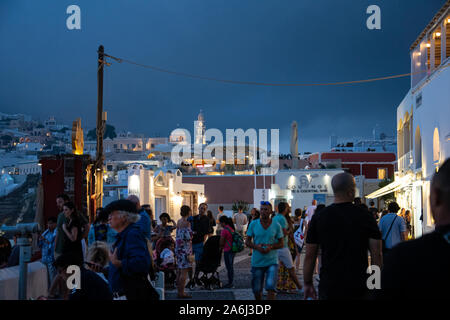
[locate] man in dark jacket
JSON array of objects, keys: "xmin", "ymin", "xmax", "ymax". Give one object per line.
[{"xmin": 105, "ymin": 200, "xmax": 157, "ymax": 300}]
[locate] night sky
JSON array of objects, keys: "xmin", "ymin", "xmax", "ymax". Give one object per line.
[{"xmin": 0, "ymin": 0, "xmax": 446, "ymax": 152}]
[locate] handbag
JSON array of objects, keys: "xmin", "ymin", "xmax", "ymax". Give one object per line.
[
  {"xmin": 293, "ymin": 219, "xmax": 305, "ymax": 248},
  {"xmin": 382, "ymin": 215, "xmax": 398, "ymax": 253}
]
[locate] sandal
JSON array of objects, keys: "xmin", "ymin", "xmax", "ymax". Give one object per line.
[{"xmin": 177, "ymin": 294, "xmax": 192, "ymax": 299}]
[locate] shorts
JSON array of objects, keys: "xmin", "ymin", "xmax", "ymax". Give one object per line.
[
  {"xmin": 251, "ymin": 264, "xmax": 279, "ymax": 294},
  {"xmin": 192, "ymin": 242, "xmax": 204, "ymax": 262},
  {"xmin": 277, "ymin": 247, "xmax": 294, "ymax": 269}
]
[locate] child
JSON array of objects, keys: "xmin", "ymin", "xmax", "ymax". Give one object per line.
[
  {"xmin": 160, "ymin": 243, "xmax": 175, "ymax": 268},
  {"xmin": 38, "ymin": 217, "xmax": 57, "ymax": 286}
]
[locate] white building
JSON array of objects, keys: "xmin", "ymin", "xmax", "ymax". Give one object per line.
[
  {"xmin": 270, "ymin": 169, "xmax": 345, "ymax": 211},
  {"xmin": 127, "ymin": 165, "xmax": 205, "ymax": 222},
  {"xmin": 368, "ymin": 2, "xmax": 450, "ymax": 238}
]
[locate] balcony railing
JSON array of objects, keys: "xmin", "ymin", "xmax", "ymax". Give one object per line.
[{"xmin": 398, "ymin": 150, "xmax": 413, "ymax": 172}]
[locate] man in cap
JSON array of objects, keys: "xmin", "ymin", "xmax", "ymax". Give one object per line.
[{"xmin": 105, "ymin": 199, "xmax": 156, "ymax": 300}]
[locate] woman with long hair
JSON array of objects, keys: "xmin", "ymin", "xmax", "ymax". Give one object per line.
[
  {"xmin": 206, "ymin": 210, "xmax": 216, "ymax": 239},
  {"xmin": 175, "ymin": 205, "xmax": 193, "ymax": 298},
  {"xmin": 61, "ymin": 201, "xmax": 84, "ymax": 265},
  {"xmin": 219, "ymin": 216, "xmax": 236, "ymax": 288}
]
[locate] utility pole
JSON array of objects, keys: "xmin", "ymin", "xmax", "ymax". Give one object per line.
[{"xmin": 95, "ymin": 45, "xmax": 106, "ymax": 212}]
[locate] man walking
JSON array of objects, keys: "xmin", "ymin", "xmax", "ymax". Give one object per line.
[
  {"xmin": 305, "ymin": 200, "xmax": 317, "ymax": 226},
  {"xmin": 369, "ymin": 201, "xmax": 379, "ymax": 221},
  {"xmin": 378, "ymin": 201, "xmax": 408, "ymax": 258},
  {"xmin": 273, "ymin": 202, "xmax": 303, "ymax": 291},
  {"xmin": 190, "ymin": 203, "xmax": 210, "ymax": 286},
  {"xmin": 246, "ymin": 201, "xmax": 284, "ymax": 300},
  {"xmin": 303, "ymin": 172, "xmax": 382, "ymax": 300},
  {"xmin": 233, "ymin": 205, "xmax": 248, "ymax": 238},
  {"xmin": 380, "ymin": 159, "xmax": 450, "ymax": 300}
]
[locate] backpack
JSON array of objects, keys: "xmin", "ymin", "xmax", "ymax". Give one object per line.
[
  {"xmin": 293, "ymin": 218, "xmax": 305, "ymax": 248},
  {"xmin": 224, "ymin": 226, "xmax": 244, "ymax": 253}
]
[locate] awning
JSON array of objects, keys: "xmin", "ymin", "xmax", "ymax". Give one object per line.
[{"xmin": 366, "ymin": 180, "xmax": 403, "ymax": 199}]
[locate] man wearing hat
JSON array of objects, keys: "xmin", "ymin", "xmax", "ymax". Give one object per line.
[{"xmin": 105, "ymin": 199, "xmax": 157, "ymax": 300}]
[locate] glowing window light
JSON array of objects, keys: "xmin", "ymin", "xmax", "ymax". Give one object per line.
[
  {"xmin": 199, "ymin": 193, "xmax": 207, "ymax": 204},
  {"xmin": 128, "ymin": 174, "xmax": 140, "ymax": 196}
]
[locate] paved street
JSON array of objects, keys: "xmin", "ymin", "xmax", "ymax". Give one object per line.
[{"xmin": 165, "ymin": 248, "xmax": 320, "ymax": 300}]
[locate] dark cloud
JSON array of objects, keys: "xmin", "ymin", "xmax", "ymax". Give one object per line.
[{"xmin": 0, "ymin": 0, "xmax": 446, "ymax": 152}]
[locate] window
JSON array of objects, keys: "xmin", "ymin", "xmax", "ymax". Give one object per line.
[
  {"xmin": 377, "ymin": 168, "xmax": 387, "ymax": 180},
  {"xmin": 415, "ymin": 126, "xmax": 422, "ymax": 169},
  {"xmin": 433, "ymin": 128, "xmax": 440, "ymax": 163},
  {"xmin": 416, "ymin": 93, "xmax": 422, "ymax": 109},
  {"xmin": 433, "ymin": 28, "xmax": 442, "ymax": 69},
  {"xmin": 446, "ymin": 16, "xmax": 450, "ymax": 59}
]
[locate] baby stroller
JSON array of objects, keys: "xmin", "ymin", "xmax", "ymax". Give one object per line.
[
  {"xmin": 155, "ymin": 237, "xmax": 177, "ymax": 290},
  {"xmin": 196, "ymin": 235, "xmax": 223, "ymax": 290}
]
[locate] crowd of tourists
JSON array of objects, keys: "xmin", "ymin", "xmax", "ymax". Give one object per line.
[{"xmin": 1, "ymin": 159, "xmax": 448, "ymax": 300}]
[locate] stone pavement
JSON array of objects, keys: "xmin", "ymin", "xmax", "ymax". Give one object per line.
[{"xmin": 165, "ymin": 248, "xmax": 320, "ymax": 300}]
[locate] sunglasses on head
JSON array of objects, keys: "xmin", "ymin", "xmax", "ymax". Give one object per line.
[{"xmin": 260, "ymin": 201, "xmax": 271, "ymax": 205}]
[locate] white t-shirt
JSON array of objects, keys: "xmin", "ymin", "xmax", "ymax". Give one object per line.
[
  {"xmin": 305, "ymin": 205, "xmax": 317, "ymax": 223},
  {"xmin": 233, "ymin": 212, "xmax": 248, "ymax": 232}
]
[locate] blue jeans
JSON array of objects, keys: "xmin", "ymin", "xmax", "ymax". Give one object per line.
[
  {"xmin": 192, "ymin": 242, "xmax": 204, "ymax": 262},
  {"xmin": 251, "ymin": 264, "xmax": 279, "ymax": 294},
  {"xmin": 44, "ymin": 261, "xmax": 56, "ymax": 287},
  {"xmin": 223, "ymin": 251, "xmax": 235, "ymax": 285}
]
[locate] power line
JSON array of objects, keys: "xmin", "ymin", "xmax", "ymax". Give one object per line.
[{"xmin": 103, "ymin": 52, "xmax": 449, "ymax": 87}]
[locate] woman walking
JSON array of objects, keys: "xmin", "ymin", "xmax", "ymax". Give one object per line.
[
  {"xmin": 219, "ymin": 216, "xmax": 236, "ymax": 289},
  {"xmin": 175, "ymin": 205, "xmax": 193, "ymax": 298},
  {"xmin": 276, "ymin": 213, "xmax": 298, "ymax": 293}
]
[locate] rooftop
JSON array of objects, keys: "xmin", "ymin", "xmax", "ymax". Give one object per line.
[{"xmin": 410, "ymin": 0, "xmax": 450, "ymax": 50}]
